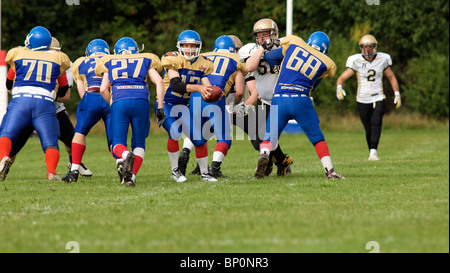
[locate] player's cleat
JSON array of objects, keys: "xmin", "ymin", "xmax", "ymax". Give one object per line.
[
  {"xmin": 62, "ymin": 170, "xmax": 79, "ymax": 183},
  {"xmin": 286, "ymin": 166, "xmax": 292, "ymax": 175},
  {"xmin": 172, "ymin": 167, "xmax": 187, "ymax": 183},
  {"xmin": 325, "ymin": 168, "xmax": 345, "ymax": 179},
  {"xmin": 201, "ymin": 172, "xmax": 218, "ymax": 182},
  {"xmin": 0, "ymin": 156, "xmax": 13, "ymax": 181},
  {"xmin": 255, "ymin": 153, "xmax": 269, "ymax": 179},
  {"xmin": 210, "ymin": 161, "xmax": 226, "ymax": 178},
  {"xmin": 125, "ymin": 180, "xmax": 136, "ymax": 187},
  {"xmin": 368, "ymin": 154, "xmax": 380, "ymax": 161},
  {"xmin": 117, "ymin": 161, "xmax": 124, "ymax": 184},
  {"xmin": 47, "ymin": 172, "xmax": 62, "ymax": 181},
  {"xmin": 178, "ymin": 149, "xmax": 190, "ymax": 176},
  {"xmin": 189, "ymin": 164, "xmax": 201, "ymax": 175},
  {"xmin": 122, "ymin": 152, "xmax": 135, "ymax": 184},
  {"xmin": 277, "ymin": 156, "xmax": 293, "ymax": 176},
  {"xmin": 264, "ymin": 159, "xmax": 274, "ymax": 176},
  {"xmin": 67, "ymin": 162, "xmax": 93, "ymax": 177}
]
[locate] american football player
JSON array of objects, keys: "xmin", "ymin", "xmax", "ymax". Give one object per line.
[
  {"xmin": 336, "ymin": 34, "xmax": 400, "ymax": 161},
  {"xmin": 177, "ymin": 35, "xmax": 248, "ymax": 178},
  {"xmin": 6, "ymin": 37, "xmax": 93, "ymax": 181},
  {"xmin": 62, "ymin": 39, "xmax": 114, "ymax": 183},
  {"xmin": 95, "ymin": 37, "xmax": 165, "ymax": 187},
  {"xmin": 240, "ymin": 18, "xmax": 293, "ymax": 177},
  {"xmin": 255, "ymin": 31, "xmax": 344, "ymax": 179},
  {"xmin": 157, "ymin": 29, "xmax": 217, "ymax": 182},
  {"xmin": 0, "ymin": 26, "xmax": 71, "ymax": 181}
]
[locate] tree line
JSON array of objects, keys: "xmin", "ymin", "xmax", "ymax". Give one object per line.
[{"xmin": 1, "ymin": 0, "xmax": 448, "ymax": 118}]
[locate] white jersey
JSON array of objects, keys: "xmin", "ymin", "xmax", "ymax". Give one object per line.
[
  {"xmin": 239, "ymin": 41, "xmax": 281, "ymax": 104},
  {"xmin": 346, "ymin": 52, "xmax": 392, "ymax": 104},
  {"xmin": 54, "ymin": 61, "xmax": 73, "ymax": 113}
]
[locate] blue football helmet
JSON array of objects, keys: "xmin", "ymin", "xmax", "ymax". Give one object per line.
[
  {"xmin": 306, "ymin": 31, "xmax": 330, "ymax": 54},
  {"xmin": 114, "ymin": 37, "xmax": 138, "ymax": 54},
  {"xmin": 24, "ymin": 26, "xmax": 52, "ymax": 51},
  {"xmin": 214, "ymin": 35, "xmax": 235, "ymax": 53},
  {"xmin": 86, "ymin": 39, "xmax": 110, "ymax": 56},
  {"xmin": 177, "ymin": 30, "xmax": 202, "ymax": 60}
]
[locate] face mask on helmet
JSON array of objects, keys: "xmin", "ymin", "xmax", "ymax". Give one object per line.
[
  {"xmin": 214, "ymin": 35, "xmax": 235, "ymax": 53},
  {"xmin": 24, "ymin": 26, "xmax": 52, "ymax": 51},
  {"xmin": 359, "ymin": 35, "xmax": 378, "ymax": 58},
  {"xmin": 177, "ymin": 30, "xmax": 202, "ymax": 60}
]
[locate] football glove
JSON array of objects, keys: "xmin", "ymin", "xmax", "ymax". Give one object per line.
[
  {"xmin": 156, "ymin": 108, "xmax": 165, "ymax": 127},
  {"xmin": 336, "ymin": 85, "xmax": 346, "ymax": 101},
  {"xmin": 234, "ymin": 103, "xmax": 248, "ymax": 119},
  {"xmin": 261, "ymin": 38, "xmax": 278, "ymax": 52},
  {"xmin": 394, "ymin": 91, "xmax": 401, "ymax": 108}
]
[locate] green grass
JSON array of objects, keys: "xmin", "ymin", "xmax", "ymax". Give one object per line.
[{"xmin": 0, "ymin": 127, "xmax": 448, "ymax": 253}]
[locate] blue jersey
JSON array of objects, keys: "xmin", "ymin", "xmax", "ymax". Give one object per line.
[
  {"xmin": 95, "ymin": 53, "xmax": 162, "ymax": 103},
  {"xmin": 72, "ymin": 56, "xmax": 104, "ymax": 89},
  {"xmin": 161, "ymin": 54, "xmax": 214, "ymax": 105},
  {"xmin": 5, "ymin": 47, "xmax": 71, "ymax": 93},
  {"xmin": 265, "ymin": 35, "xmax": 336, "ymax": 96},
  {"xmin": 202, "ymin": 52, "xmax": 247, "ymax": 96}
]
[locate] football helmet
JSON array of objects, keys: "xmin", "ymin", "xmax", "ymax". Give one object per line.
[
  {"xmin": 228, "ymin": 35, "xmax": 242, "ymax": 51},
  {"xmin": 252, "ymin": 18, "xmax": 278, "ymax": 45},
  {"xmin": 214, "ymin": 35, "xmax": 235, "ymax": 53},
  {"xmin": 86, "ymin": 39, "xmax": 110, "ymax": 56},
  {"xmin": 306, "ymin": 31, "xmax": 330, "ymax": 54},
  {"xmin": 114, "ymin": 37, "xmax": 138, "ymax": 54},
  {"xmin": 177, "ymin": 30, "xmax": 202, "ymax": 61},
  {"xmin": 359, "ymin": 34, "xmax": 377, "ymax": 58},
  {"xmin": 50, "ymin": 37, "xmax": 61, "ymax": 51},
  {"xmin": 24, "ymin": 26, "xmax": 52, "ymax": 51}
]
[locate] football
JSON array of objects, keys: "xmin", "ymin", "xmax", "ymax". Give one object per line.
[{"xmin": 204, "ymin": 85, "xmax": 223, "ymax": 103}]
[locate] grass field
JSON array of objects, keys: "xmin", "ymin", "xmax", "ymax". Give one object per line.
[{"xmin": 0, "ymin": 120, "xmax": 448, "ymax": 254}]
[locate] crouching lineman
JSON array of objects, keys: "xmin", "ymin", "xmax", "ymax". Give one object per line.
[{"xmin": 95, "ymin": 37, "xmax": 165, "ymax": 187}]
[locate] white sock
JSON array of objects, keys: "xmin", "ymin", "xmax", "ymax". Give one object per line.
[
  {"xmin": 320, "ymin": 156, "xmax": 333, "ymax": 172},
  {"xmin": 121, "ymin": 150, "xmax": 130, "ymax": 160},
  {"xmin": 212, "ymin": 151, "xmax": 225, "ymax": 162},
  {"xmin": 183, "ymin": 137, "xmax": 195, "ymax": 151},
  {"xmin": 197, "ymin": 157, "xmax": 209, "ymax": 174},
  {"xmin": 168, "ymin": 151, "xmax": 179, "ymax": 170},
  {"xmin": 71, "ymin": 163, "xmax": 80, "ymax": 172},
  {"xmin": 260, "ymin": 148, "xmax": 271, "ymax": 155},
  {"xmin": 370, "ymin": 149, "xmax": 377, "ymax": 156}
]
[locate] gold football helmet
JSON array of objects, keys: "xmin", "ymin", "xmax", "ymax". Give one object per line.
[
  {"xmin": 359, "ymin": 34, "xmax": 377, "ymax": 57},
  {"xmin": 50, "ymin": 37, "xmax": 61, "ymax": 51},
  {"xmin": 228, "ymin": 35, "xmax": 242, "ymax": 51},
  {"xmin": 252, "ymin": 18, "xmax": 278, "ymax": 44}
]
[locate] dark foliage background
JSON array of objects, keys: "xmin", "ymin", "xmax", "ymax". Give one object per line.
[{"xmin": 1, "ymin": 0, "xmax": 448, "ymax": 118}]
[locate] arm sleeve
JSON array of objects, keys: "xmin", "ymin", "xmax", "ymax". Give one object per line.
[
  {"xmin": 263, "ymin": 48, "xmax": 283, "ymax": 66},
  {"xmin": 170, "ymin": 77, "xmax": 187, "ymax": 93}
]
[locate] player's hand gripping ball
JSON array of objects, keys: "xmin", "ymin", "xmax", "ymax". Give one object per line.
[{"xmin": 204, "ymin": 85, "xmax": 223, "ymax": 103}]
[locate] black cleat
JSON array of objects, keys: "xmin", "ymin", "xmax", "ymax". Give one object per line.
[
  {"xmin": 276, "ymin": 156, "xmax": 293, "ymax": 176},
  {"xmin": 325, "ymin": 168, "xmax": 345, "ymax": 179},
  {"xmin": 189, "ymin": 164, "xmax": 201, "ymax": 175},
  {"xmin": 62, "ymin": 170, "xmax": 79, "ymax": 183},
  {"xmin": 122, "ymin": 153, "xmax": 135, "ymax": 184},
  {"xmin": 117, "ymin": 161, "xmax": 124, "ymax": 184}
]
